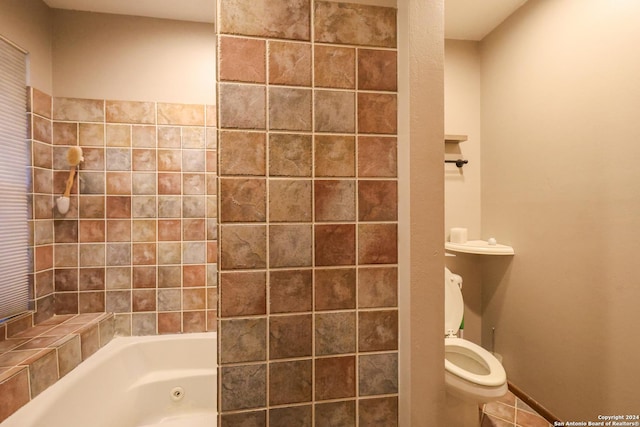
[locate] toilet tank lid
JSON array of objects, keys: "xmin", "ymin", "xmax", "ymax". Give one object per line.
[{"xmin": 444, "ymin": 267, "xmax": 464, "ymax": 335}]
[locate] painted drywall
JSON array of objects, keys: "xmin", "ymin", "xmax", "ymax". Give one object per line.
[
  {"xmin": 443, "ymin": 40, "xmax": 483, "ymax": 346},
  {"xmin": 481, "ymin": 0, "xmax": 640, "ymax": 419},
  {"xmin": 398, "ymin": 0, "xmax": 446, "ymax": 424},
  {"xmin": 52, "ymin": 9, "xmax": 215, "ymax": 104},
  {"xmin": 0, "ymin": 0, "xmax": 53, "ymax": 93}
]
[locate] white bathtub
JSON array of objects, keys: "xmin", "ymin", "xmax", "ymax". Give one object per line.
[{"xmin": 2, "ymin": 332, "xmax": 217, "ymax": 427}]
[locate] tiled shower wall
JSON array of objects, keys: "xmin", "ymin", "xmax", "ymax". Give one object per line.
[
  {"xmin": 217, "ymin": 1, "xmax": 399, "ymax": 425},
  {"xmin": 28, "ymin": 88, "xmax": 218, "ymax": 334}
]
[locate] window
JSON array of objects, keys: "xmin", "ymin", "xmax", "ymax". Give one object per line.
[{"xmin": 0, "ymin": 36, "xmax": 29, "ymax": 320}]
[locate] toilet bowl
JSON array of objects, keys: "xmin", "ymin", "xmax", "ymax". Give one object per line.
[{"xmin": 444, "ymin": 267, "xmax": 507, "ymax": 403}]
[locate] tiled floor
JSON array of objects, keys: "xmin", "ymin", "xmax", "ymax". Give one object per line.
[{"xmin": 481, "ymin": 390, "xmax": 553, "ymax": 427}]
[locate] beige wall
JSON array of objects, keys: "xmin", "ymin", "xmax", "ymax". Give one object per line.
[
  {"xmin": 398, "ymin": 0, "xmax": 445, "ymax": 424},
  {"xmin": 52, "ymin": 10, "xmax": 215, "ymax": 104},
  {"xmin": 481, "ymin": 0, "xmax": 640, "ymax": 419},
  {"xmin": 0, "ymin": 0, "xmax": 53, "ymax": 93},
  {"xmin": 444, "ymin": 40, "xmax": 483, "ymax": 345},
  {"xmin": 0, "ymin": 1, "xmax": 215, "ymax": 104}
]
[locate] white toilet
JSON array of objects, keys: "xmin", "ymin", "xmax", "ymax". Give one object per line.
[{"xmin": 444, "ymin": 267, "xmax": 507, "ymax": 425}]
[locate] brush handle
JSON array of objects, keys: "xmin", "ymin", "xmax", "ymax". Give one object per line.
[{"xmin": 63, "ymin": 167, "xmax": 77, "ymax": 198}]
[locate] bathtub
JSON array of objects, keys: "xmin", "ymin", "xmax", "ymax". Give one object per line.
[{"xmin": 2, "ymin": 332, "xmax": 217, "ymax": 427}]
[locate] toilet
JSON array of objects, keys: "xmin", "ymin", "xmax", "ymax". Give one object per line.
[{"xmin": 444, "ymin": 267, "xmax": 507, "ymax": 425}]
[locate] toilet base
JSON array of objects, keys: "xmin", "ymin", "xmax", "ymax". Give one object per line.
[{"xmin": 445, "ymin": 391, "xmax": 482, "ymax": 427}]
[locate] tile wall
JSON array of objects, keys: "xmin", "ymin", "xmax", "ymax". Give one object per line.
[
  {"xmin": 28, "ymin": 88, "xmax": 218, "ymax": 335},
  {"xmin": 217, "ymin": 1, "xmax": 398, "ymax": 425}
]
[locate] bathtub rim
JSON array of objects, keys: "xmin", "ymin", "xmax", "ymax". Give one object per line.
[{"xmin": 1, "ymin": 331, "xmax": 217, "ymax": 427}]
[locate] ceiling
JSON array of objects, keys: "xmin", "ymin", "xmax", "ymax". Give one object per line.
[
  {"xmin": 445, "ymin": 0, "xmax": 528, "ymax": 40},
  {"xmin": 42, "ymin": 0, "xmax": 216, "ymax": 23},
  {"xmin": 43, "ymin": 0, "xmax": 526, "ymax": 40}
]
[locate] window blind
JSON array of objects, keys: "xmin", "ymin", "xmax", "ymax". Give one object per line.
[{"xmin": 0, "ymin": 37, "xmax": 29, "ymax": 321}]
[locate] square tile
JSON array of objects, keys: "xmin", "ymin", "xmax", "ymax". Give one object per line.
[
  {"xmin": 315, "ymin": 268, "xmax": 356, "ymax": 310},
  {"xmin": 220, "ymin": 318, "xmax": 266, "ymax": 363},
  {"xmin": 219, "ymin": 84, "xmax": 266, "ymax": 130},
  {"xmin": 314, "ymin": 135, "xmax": 355, "ymax": 177},
  {"xmin": 222, "ymin": 411, "xmax": 266, "ymax": 427},
  {"xmin": 269, "ymin": 314, "xmax": 312, "ymax": 359},
  {"xmin": 315, "ymin": 224, "xmax": 355, "ymax": 266},
  {"xmin": 315, "ymin": 312, "xmax": 356, "ymax": 355},
  {"xmin": 358, "ymin": 136, "xmax": 397, "ymax": 177},
  {"xmin": 358, "ymin": 267, "xmax": 397, "ymax": 308},
  {"xmin": 269, "ymin": 406, "xmax": 311, "ymax": 427},
  {"xmin": 358, "ymin": 49, "xmax": 397, "ymax": 91},
  {"xmin": 314, "ymin": 180, "xmax": 355, "ymax": 221},
  {"xmin": 79, "ymin": 123, "xmax": 105, "ymax": 146},
  {"xmin": 314, "ymin": 45, "xmax": 355, "ymax": 89},
  {"xmin": 315, "ymin": 356, "xmax": 355, "ymax": 400},
  {"xmin": 268, "ymin": 133, "xmax": 312, "ymax": 177},
  {"xmin": 269, "ymin": 87, "xmax": 312, "ymax": 131},
  {"xmin": 183, "ymin": 264, "xmax": 206, "ymax": 287},
  {"xmin": 220, "ymin": 178, "xmax": 266, "ymax": 222},
  {"xmin": 268, "ymin": 41, "xmax": 311, "ymax": 86},
  {"xmin": 132, "ymin": 289, "xmax": 156, "ymax": 312},
  {"xmin": 358, "ymin": 180, "xmax": 397, "ymax": 221},
  {"xmin": 357, "ymin": 93, "xmax": 397, "ymax": 135},
  {"xmin": 315, "ymin": 400, "xmax": 355, "ymax": 427},
  {"xmin": 314, "ymin": 90, "xmax": 355, "ymax": 133},
  {"xmin": 269, "ymin": 180, "xmax": 312, "ymax": 222},
  {"xmin": 220, "ymin": 364, "xmax": 266, "ymax": 411},
  {"xmin": 220, "ymin": 271, "xmax": 266, "ymax": 317},
  {"xmin": 81, "ymin": 147, "xmax": 105, "ymax": 171},
  {"xmin": 268, "ymin": 225, "xmax": 312, "ymax": 268},
  {"xmin": 219, "ymin": 131, "xmax": 266, "ymax": 176},
  {"xmin": 359, "ymin": 353, "xmax": 398, "ymax": 395},
  {"xmin": 158, "ymin": 312, "xmax": 181, "ymax": 334},
  {"xmin": 219, "ymin": 36, "xmax": 266, "ymax": 83},
  {"xmin": 359, "ymin": 397, "xmax": 398, "ymax": 427},
  {"xmin": 220, "ymin": 225, "xmax": 267, "ymax": 270},
  {"xmin": 269, "ymin": 269, "xmax": 312, "ymax": 314},
  {"xmin": 269, "ymin": 360, "xmax": 312, "ymax": 405},
  {"xmin": 358, "ymin": 223, "xmax": 397, "ymax": 264},
  {"xmin": 358, "ymin": 310, "xmax": 398, "ymax": 351}
]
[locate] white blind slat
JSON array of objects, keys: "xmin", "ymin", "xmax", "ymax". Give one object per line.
[{"xmin": 0, "ymin": 38, "xmax": 29, "ymax": 320}]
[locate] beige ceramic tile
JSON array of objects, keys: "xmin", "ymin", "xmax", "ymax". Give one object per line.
[
  {"xmin": 31, "ymin": 88, "xmax": 52, "ymax": 118},
  {"xmin": 53, "ymin": 97, "xmax": 104, "ymax": 122},
  {"xmin": 219, "ymin": 84, "xmax": 266, "ymax": 130},
  {"xmin": 219, "ymin": 0, "xmax": 310, "ymax": 40},
  {"xmin": 358, "ymin": 93, "xmax": 397, "ymax": 135},
  {"xmin": 79, "ymin": 123, "xmax": 105, "ymax": 147},
  {"xmin": 219, "ymin": 36, "xmax": 266, "ymax": 83},
  {"xmin": 314, "ymin": 2, "xmax": 397, "ymax": 48},
  {"xmin": 268, "ymin": 41, "xmax": 312, "ymax": 86},
  {"xmin": 269, "ymin": 87, "xmax": 312, "ymax": 131},
  {"xmin": 314, "ymin": 45, "xmax": 355, "ymax": 89},
  {"xmin": 157, "ymin": 103, "xmax": 205, "ymax": 126},
  {"xmin": 106, "ymin": 100, "xmax": 155, "ymax": 124},
  {"xmin": 358, "ymin": 49, "xmax": 398, "ymax": 91},
  {"xmin": 106, "ymin": 124, "xmax": 131, "ymax": 147},
  {"xmin": 219, "ymin": 131, "xmax": 266, "ymax": 176},
  {"xmin": 314, "ymin": 90, "xmax": 355, "ymax": 133}
]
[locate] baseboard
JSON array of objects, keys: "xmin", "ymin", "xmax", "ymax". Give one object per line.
[{"xmin": 508, "ymin": 381, "xmax": 561, "ymax": 424}]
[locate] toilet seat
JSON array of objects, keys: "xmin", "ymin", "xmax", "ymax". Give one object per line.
[{"xmin": 445, "ymin": 337, "xmax": 506, "ymax": 387}]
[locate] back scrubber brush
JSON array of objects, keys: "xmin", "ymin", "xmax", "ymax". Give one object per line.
[{"xmin": 56, "ymin": 146, "xmax": 84, "ymax": 214}]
